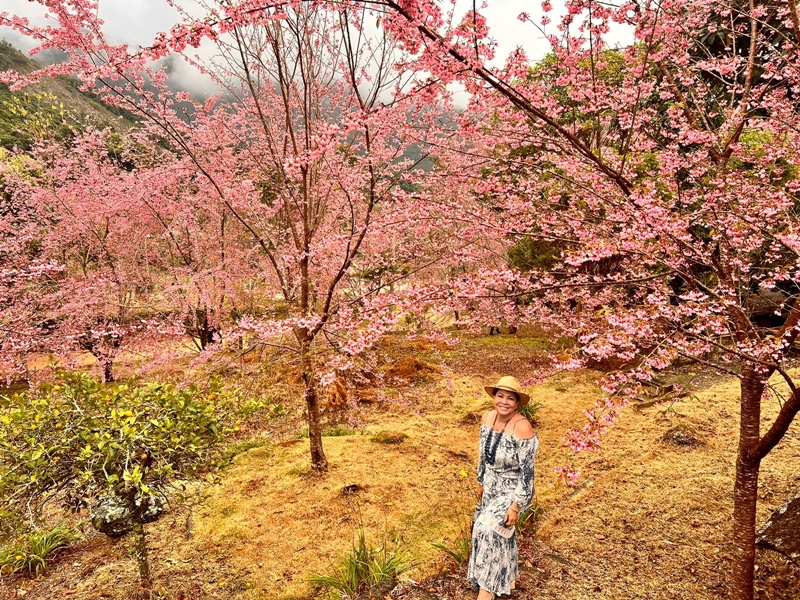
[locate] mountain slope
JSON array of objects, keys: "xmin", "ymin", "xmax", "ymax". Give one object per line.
[{"xmin": 0, "ymin": 41, "xmax": 138, "ymax": 150}]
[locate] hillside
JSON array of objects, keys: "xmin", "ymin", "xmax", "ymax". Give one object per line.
[
  {"xmin": 0, "ymin": 41, "xmax": 138, "ymax": 150},
  {"xmin": 2, "ymin": 333, "xmax": 798, "ymax": 599}
]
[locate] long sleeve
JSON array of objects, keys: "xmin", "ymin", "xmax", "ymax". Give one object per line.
[
  {"xmin": 477, "ymin": 426, "xmax": 487, "ymax": 485},
  {"xmin": 512, "ymin": 434, "xmax": 539, "ymax": 510}
]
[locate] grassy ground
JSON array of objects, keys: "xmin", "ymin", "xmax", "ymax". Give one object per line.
[{"xmin": 2, "ymin": 332, "xmax": 799, "ymax": 599}]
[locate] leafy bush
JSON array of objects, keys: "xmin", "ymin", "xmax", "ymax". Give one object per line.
[
  {"xmin": 0, "ymin": 508, "xmax": 20, "ymax": 544},
  {"xmin": 0, "ymin": 373, "xmax": 236, "ymax": 588},
  {"xmin": 0, "ymin": 524, "xmax": 81, "ymax": 575},
  {"xmin": 507, "ymin": 236, "xmax": 561, "ymax": 272},
  {"xmin": 0, "ymin": 374, "xmax": 232, "ymax": 510},
  {"xmin": 309, "ymin": 530, "xmax": 410, "ymax": 599},
  {"xmin": 237, "ymin": 398, "xmax": 286, "ymax": 421}
]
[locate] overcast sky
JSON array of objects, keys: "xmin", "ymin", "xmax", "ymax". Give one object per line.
[{"xmin": 1, "ymin": 0, "xmax": 632, "ymax": 100}]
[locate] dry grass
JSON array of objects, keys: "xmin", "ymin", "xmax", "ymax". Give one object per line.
[
  {"xmin": 385, "ymin": 357, "xmax": 441, "ymax": 382},
  {"xmin": 4, "ymin": 334, "xmax": 800, "ymax": 599},
  {"xmin": 523, "ymin": 372, "xmax": 800, "ymax": 600},
  {"xmin": 189, "ymin": 378, "xmax": 484, "ymax": 599}
]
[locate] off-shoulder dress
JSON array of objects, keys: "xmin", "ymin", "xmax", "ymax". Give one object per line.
[{"xmin": 467, "ymin": 419, "xmax": 539, "ymax": 596}]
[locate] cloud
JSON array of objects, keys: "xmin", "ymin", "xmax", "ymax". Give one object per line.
[
  {"xmin": 2, "ymin": 0, "xmax": 633, "ymax": 104},
  {"xmin": 1, "ymin": 0, "xmax": 220, "ymax": 99}
]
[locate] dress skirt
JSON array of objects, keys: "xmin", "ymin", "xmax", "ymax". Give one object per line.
[{"xmin": 467, "ymin": 424, "xmax": 539, "ymax": 596}]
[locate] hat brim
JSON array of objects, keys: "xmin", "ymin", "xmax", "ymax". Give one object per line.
[{"xmin": 484, "ymin": 385, "xmax": 530, "ymax": 407}]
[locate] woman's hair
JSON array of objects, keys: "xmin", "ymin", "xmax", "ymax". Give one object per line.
[{"xmin": 493, "ymin": 389, "xmax": 519, "ymax": 403}]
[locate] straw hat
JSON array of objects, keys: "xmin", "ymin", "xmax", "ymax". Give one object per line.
[{"xmin": 484, "ymin": 375, "xmax": 530, "ymax": 407}]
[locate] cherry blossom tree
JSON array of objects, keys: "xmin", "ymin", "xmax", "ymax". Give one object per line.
[
  {"xmin": 0, "ymin": 131, "xmax": 163, "ymax": 382},
  {"xmin": 0, "ymin": 1, "xmax": 478, "ymax": 472},
  {"xmin": 125, "ymin": 149, "xmax": 260, "ymax": 353},
  {"xmin": 362, "ymin": 2, "xmax": 800, "ymax": 598}
]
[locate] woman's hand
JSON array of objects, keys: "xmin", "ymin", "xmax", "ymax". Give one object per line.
[
  {"xmin": 477, "ymin": 484, "xmax": 484, "ymax": 500},
  {"xmin": 503, "ymin": 503, "xmax": 520, "ymax": 527}
]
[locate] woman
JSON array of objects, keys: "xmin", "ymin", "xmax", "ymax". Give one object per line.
[{"xmin": 467, "ymin": 375, "xmax": 539, "ymax": 599}]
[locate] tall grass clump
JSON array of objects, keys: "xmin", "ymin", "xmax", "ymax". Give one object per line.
[
  {"xmin": 516, "ymin": 499, "xmax": 544, "ymax": 535},
  {"xmin": 0, "ymin": 524, "xmax": 81, "ymax": 575},
  {"xmin": 309, "ymin": 529, "xmax": 410, "ymax": 598},
  {"xmin": 518, "ymin": 399, "xmax": 543, "ymax": 424},
  {"xmin": 297, "ymin": 424, "xmax": 361, "ymax": 438},
  {"xmin": 432, "ymin": 530, "xmax": 471, "ymax": 566}
]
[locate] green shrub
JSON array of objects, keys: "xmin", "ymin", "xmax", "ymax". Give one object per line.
[
  {"xmin": 268, "ymin": 402, "xmax": 287, "ymax": 418},
  {"xmin": 309, "ymin": 530, "xmax": 410, "ymax": 599},
  {"xmin": 0, "ymin": 373, "xmax": 232, "ymax": 509},
  {"xmin": 0, "ymin": 524, "xmax": 81, "ymax": 575},
  {"xmin": 0, "ymin": 508, "xmax": 20, "ymax": 544},
  {"xmin": 507, "ymin": 236, "xmax": 561, "ymax": 272},
  {"xmin": 0, "ymin": 373, "xmax": 236, "ymax": 588},
  {"xmin": 237, "ymin": 398, "xmax": 286, "ymax": 421}
]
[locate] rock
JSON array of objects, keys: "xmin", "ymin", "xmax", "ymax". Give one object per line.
[
  {"xmin": 757, "ymin": 489, "xmax": 800, "ymax": 561},
  {"xmin": 340, "ymin": 483, "xmax": 364, "ymax": 496},
  {"xmin": 660, "ymin": 425, "xmax": 703, "ymax": 448},
  {"xmin": 91, "ymin": 497, "xmax": 131, "ymax": 537},
  {"xmin": 355, "ymin": 577, "xmax": 398, "ymax": 599},
  {"xmin": 91, "ymin": 495, "xmax": 164, "ymax": 537},
  {"xmin": 135, "ymin": 494, "xmax": 165, "ymax": 524}
]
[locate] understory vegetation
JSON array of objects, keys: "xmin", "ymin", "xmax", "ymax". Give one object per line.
[{"xmin": 0, "ymin": 333, "xmax": 799, "ymax": 599}]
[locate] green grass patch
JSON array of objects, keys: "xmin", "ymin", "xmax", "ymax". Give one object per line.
[
  {"xmin": 519, "ymin": 399, "xmax": 544, "ymax": 424},
  {"xmin": 219, "ymin": 439, "xmax": 271, "ymax": 468},
  {"xmin": 287, "ymin": 466, "xmax": 311, "ymax": 477},
  {"xmin": 370, "ymin": 431, "xmax": 408, "ymax": 444},
  {"xmin": 516, "ymin": 500, "xmax": 544, "ymax": 535},
  {"xmin": 297, "ymin": 425, "xmax": 362, "ymax": 439},
  {"xmin": 432, "ymin": 531, "xmax": 471, "ymax": 566},
  {"xmin": 467, "ymin": 332, "xmax": 574, "ymax": 352},
  {"xmin": 217, "ymin": 504, "xmax": 237, "ymax": 519}
]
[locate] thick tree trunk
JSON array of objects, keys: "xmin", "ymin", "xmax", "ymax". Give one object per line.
[
  {"xmin": 131, "ymin": 520, "xmax": 152, "ymax": 592},
  {"xmin": 731, "ymin": 367, "xmax": 764, "ymax": 600},
  {"xmin": 300, "ymin": 341, "xmax": 328, "ymax": 472},
  {"xmin": 102, "ymin": 360, "xmax": 114, "ymax": 383}
]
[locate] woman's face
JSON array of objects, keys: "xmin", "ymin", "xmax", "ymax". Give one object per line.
[{"xmin": 493, "ymin": 389, "xmax": 519, "ymax": 418}]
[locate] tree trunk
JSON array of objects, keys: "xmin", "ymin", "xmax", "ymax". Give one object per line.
[
  {"xmin": 131, "ymin": 520, "xmax": 152, "ymax": 592},
  {"xmin": 300, "ymin": 341, "xmax": 328, "ymax": 472},
  {"xmin": 731, "ymin": 367, "xmax": 763, "ymax": 600},
  {"xmin": 102, "ymin": 360, "xmax": 114, "ymax": 383}
]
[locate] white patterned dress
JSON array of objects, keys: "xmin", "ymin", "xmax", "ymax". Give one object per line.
[{"xmin": 467, "ymin": 421, "xmax": 539, "ymax": 596}]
